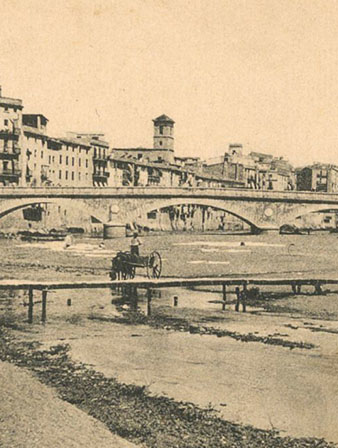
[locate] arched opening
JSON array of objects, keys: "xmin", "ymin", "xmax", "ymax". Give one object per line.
[
  {"xmin": 280, "ymin": 207, "xmax": 338, "ymax": 233},
  {"xmin": 135, "ymin": 202, "xmax": 260, "ymax": 234},
  {"xmin": 0, "ymin": 200, "xmax": 103, "ymax": 236}
]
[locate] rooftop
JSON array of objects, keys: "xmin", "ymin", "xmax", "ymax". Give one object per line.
[
  {"xmin": 66, "ymin": 132, "xmax": 109, "ymax": 147},
  {"xmin": 0, "ymin": 96, "xmax": 23, "ymax": 109},
  {"xmin": 153, "ymin": 114, "xmax": 175, "ymax": 124},
  {"xmin": 22, "ymin": 125, "xmax": 46, "ymax": 137}
]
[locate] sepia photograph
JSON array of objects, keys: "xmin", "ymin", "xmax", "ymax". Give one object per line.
[{"xmin": 0, "ymin": 0, "xmax": 338, "ymax": 446}]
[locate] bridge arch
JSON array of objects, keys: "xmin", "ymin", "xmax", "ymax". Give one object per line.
[
  {"xmin": 131, "ymin": 198, "xmax": 262, "ymax": 232},
  {"xmin": 278, "ymin": 203, "xmax": 338, "ymax": 228},
  {"xmin": 0, "ymin": 198, "xmax": 106, "ymax": 226},
  {"xmin": 0, "ymin": 200, "xmax": 55, "ymax": 220}
]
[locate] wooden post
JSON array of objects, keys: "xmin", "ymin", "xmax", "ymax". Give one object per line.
[
  {"xmin": 242, "ymin": 288, "xmax": 247, "ymax": 313},
  {"xmin": 41, "ymin": 290, "xmax": 47, "ymax": 323},
  {"xmin": 28, "ymin": 288, "xmax": 34, "ymax": 324},
  {"xmin": 222, "ymin": 284, "xmax": 226, "ymax": 310},
  {"xmin": 235, "ymin": 287, "xmax": 240, "ymax": 312},
  {"xmin": 314, "ymin": 281, "xmax": 322, "ymax": 295},
  {"xmin": 291, "ymin": 282, "xmax": 296, "ymax": 294},
  {"xmin": 147, "ymin": 288, "xmax": 152, "ymax": 316}
]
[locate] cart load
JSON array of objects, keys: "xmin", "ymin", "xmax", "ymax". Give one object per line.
[{"xmin": 109, "ymin": 250, "xmax": 162, "ymax": 280}]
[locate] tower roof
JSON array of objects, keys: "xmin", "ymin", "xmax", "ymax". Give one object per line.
[{"xmin": 153, "ymin": 114, "xmax": 175, "ymax": 124}]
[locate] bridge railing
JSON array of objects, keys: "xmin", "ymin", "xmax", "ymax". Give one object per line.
[{"xmin": 0, "ymin": 186, "xmax": 337, "ymax": 202}]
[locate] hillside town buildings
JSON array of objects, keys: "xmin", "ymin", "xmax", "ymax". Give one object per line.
[
  {"xmin": 1, "ymin": 85, "xmax": 338, "ymax": 232},
  {"xmin": 1, "ymin": 85, "xmax": 338, "ymax": 199},
  {"xmin": 203, "ymin": 145, "xmax": 296, "ymax": 191},
  {"xmin": 0, "ymin": 87, "xmax": 23, "ymax": 186},
  {"xmin": 296, "ymin": 164, "xmax": 338, "ymax": 193}
]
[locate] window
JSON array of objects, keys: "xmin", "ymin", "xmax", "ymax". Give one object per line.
[
  {"xmin": 159, "ymin": 141, "xmax": 162, "ymax": 146},
  {"xmin": 4, "ymin": 107, "xmax": 8, "ymax": 112},
  {"xmin": 59, "ymin": 155, "xmax": 62, "ymax": 164},
  {"xmin": 66, "ymin": 156, "xmax": 68, "ymax": 165},
  {"xmin": 86, "ymin": 159, "xmax": 88, "ymax": 168},
  {"xmin": 41, "ymin": 151, "xmax": 43, "ymax": 159},
  {"xmin": 159, "ymin": 125, "xmax": 163, "ymax": 135},
  {"xmin": 71, "ymin": 171, "xmax": 74, "ymax": 180},
  {"xmin": 59, "ymin": 170, "xmax": 62, "ymax": 179},
  {"xmin": 147, "ymin": 211, "xmax": 157, "ymax": 219},
  {"xmin": 4, "ymin": 119, "xmax": 8, "ymax": 126},
  {"xmin": 34, "ymin": 149, "xmax": 37, "ymax": 157},
  {"xmin": 79, "ymin": 158, "xmax": 81, "ymax": 167},
  {"xmin": 65, "ymin": 171, "xmax": 68, "ymax": 180},
  {"xmin": 79, "ymin": 172, "xmax": 81, "ymax": 180},
  {"xmin": 72, "ymin": 157, "xmax": 74, "ymax": 166}
]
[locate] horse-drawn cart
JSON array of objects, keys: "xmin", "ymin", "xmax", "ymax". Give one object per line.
[{"xmin": 109, "ymin": 251, "xmax": 162, "ymax": 280}]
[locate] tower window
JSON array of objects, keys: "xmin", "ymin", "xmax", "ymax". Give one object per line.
[
  {"xmin": 159, "ymin": 126, "xmax": 164, "ymax": 135},
  {"xmin": 159, "ymin": 141, "xmax": 162, "ymax": 146}
]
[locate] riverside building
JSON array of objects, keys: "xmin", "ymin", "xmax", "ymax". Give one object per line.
[{"xmin": 0, "ymin": 87, "xmax": 23, "ymax": 186}]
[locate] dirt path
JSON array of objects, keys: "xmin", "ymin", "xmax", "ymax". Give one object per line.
[{"xmin": 0, "ymin": 361, "xmax": 140, "ymax": 448}]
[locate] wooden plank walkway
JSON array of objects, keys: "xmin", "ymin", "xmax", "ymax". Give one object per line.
[
  {"xmin": 1, "ymin": 276, "xmax": 338, "ymax": 290},
  {"xmin": 2, "ymin": 276, "xmax": 338, "ymax": 324}
]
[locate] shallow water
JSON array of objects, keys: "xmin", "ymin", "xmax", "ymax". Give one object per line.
[
  {"xmin": 28, "ymin": 306, "xmax": 338, "ymax": 444},
  {"xmin": 3, "ymin": 232, "xmax": 338, "ymax": 443}
]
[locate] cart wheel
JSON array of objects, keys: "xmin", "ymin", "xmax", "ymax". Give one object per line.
[{"xmin": 147, "ymin": 251, "xmax": 162, "ymax": 278}]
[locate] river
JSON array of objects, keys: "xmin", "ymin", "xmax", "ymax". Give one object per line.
[{"xmin": 2, "ymin": 231, "xmax": 338, "ymax": 443}]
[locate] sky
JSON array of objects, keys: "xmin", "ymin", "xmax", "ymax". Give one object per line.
[{"xmin": 1, "ymin": 0, "xmax": 338, "ymax": 167}]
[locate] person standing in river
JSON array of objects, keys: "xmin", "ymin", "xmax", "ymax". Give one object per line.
[{"xmin": 130, "ymin": 231, "xmax": 142, "ymax": 256}]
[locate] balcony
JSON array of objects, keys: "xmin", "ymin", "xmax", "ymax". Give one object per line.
[
  {"xmin": 93, "ymin": 154, "xmax": 108, "ymax": 162},
  {"xmin": 93, "ymin": 172, "xmax": 110, "ymax": 183},
  {"xmin": 0, "ymin": 146, "xmax": 21, "ymax": 160},
  {"xmin": 147, "ymin": 175, "xmax": 161, "ymax": 185},
  {"xmin": 0, "ymin": 128, "xmax": 20, "ymax": 141},
  {"xmin": 0, "ymin": 168, "xmax": 21, "ymax": 183}
]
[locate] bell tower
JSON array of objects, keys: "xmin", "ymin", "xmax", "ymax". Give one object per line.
[{"xmin": 153, "ymin": 114, "xmax": 175, "ymax": 151}]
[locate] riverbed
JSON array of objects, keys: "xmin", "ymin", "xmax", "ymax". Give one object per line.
[{"xmin": 2, "ymin": 231, "xmax": 338, "ymax": 444}]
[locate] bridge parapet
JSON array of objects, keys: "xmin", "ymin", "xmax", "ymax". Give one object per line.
[
  {"xmin": 0, "ymin": 187, "xmax": 337, "ymax": 232},
  {"xmin": 0, "ymin": 186, "xmax": 338, "ymax": 203}
]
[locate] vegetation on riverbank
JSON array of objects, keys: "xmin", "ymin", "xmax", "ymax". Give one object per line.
[
  {"xmin": 90, "ymin": 309, "xmax": 316, "ymax": 350},
  {"xmin": 1, "ymin": 326, "xmax": 332, "ymax": 448}
]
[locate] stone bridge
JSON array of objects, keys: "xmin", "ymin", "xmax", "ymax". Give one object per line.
[{"xmin": 1, "ymin": 187, "xmax": 338, "ymax": 232}]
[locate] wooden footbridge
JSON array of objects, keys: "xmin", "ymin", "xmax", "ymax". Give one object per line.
[{"xmin": 1, "ymin": 275, "xmax": 338, "ymax": 324}]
